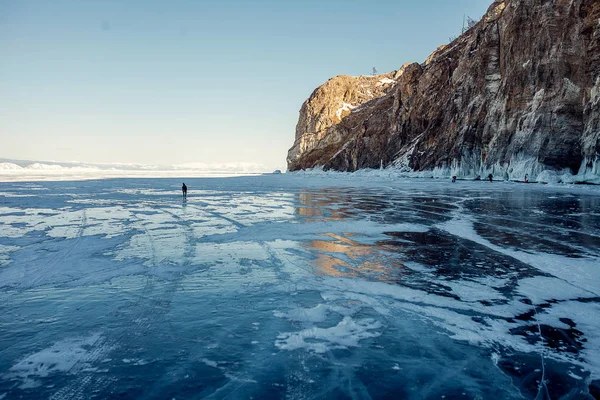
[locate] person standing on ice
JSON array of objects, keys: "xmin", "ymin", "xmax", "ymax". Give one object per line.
[
  {"xmin": 488, "ymin": 174, "xmax": 493, "ymax": 182},
  {"xmin": 182, "ymin": 183, "xmax": 187, "ymax": 199}
]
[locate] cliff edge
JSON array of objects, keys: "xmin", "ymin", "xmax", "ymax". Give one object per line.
[{"xmin": 287, "ymin": 0, "xmax": 600, "ymax": 182}]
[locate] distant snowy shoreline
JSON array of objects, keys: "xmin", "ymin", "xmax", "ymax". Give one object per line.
[{"xmin": 0, "ymin": 160, "xmax": 273, "ymax": 182}]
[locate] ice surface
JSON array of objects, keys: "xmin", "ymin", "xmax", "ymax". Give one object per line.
[{"xmin": 0, "ymin": 174, "xmax": 599, "ymax": 399}]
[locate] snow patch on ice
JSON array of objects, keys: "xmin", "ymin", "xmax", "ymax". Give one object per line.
[
  {"xmin": 0, "ymin": 244, "xmax": 19, "ymax": 267},
  {"xmin": 491, "ymin": 352, "xmax": 500, "ymax": 366},
  {"xmin": 536, "ymin": 301, "xmax": 600, "ymax": 379},
  {"xmin": 200, "ymin": 358, "xmax": 219, "ymax": 368},
  {"xmin": 302, "ymin": 272, "xmax": 599, "ymax": 377},
  {"xmin": 275, "ymin": 316, "xmax": 382, "ymax": 353},
  {"xmin": 437, "ymin": 215, "xmax": 600, "ymax": 297},
  {"xmin": 274, "ymin": 304, "xmax": 330, "ymax": 323},
  {"xmin": 193, "ymin": 241, "xmax": 270, "ymax": 265},
  {"xmin": 4, "ymin": 333, "xmax": 110, "ymax": 389},
  {"xmin": 568, "ymin": 371, "xmax": 583, "ymax": 380},
  {"xmin": 517, "ymin": 277, "xmax": 593, "ymax": 303},
  {"xmin": 443, "ymin": 279, "xmax": 506, "ymax": 302},
  {"xmin": 274, "ymin": 302, "xmax": 361, "ymax": 323}
]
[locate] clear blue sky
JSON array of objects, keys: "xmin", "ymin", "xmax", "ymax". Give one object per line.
[{"xmin": 0, "ymin": 0, "xmax": 491, "ymax": 170}]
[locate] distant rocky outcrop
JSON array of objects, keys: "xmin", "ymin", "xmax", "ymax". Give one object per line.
[{"xmin": 287, "ymin": 0, "xmax": 600, "ymax": 183}]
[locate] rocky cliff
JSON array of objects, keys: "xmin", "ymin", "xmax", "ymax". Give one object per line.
[{"xmin": 287, "ymin": 0, "xmax": 600, "ymax": 182}]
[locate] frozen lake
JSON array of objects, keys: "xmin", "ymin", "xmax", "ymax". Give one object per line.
[{"xmin": 1, "ymin": 174, "xmax": 599, "ymax": 399}]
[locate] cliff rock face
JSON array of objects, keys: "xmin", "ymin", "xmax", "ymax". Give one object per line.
[
  {"xmin": 287, "ymin": 0, "xmax": 600, "ymax": 182},
  {"xmin": 287, "ymin": 72, "xmax": 397, "ymax": 167}
]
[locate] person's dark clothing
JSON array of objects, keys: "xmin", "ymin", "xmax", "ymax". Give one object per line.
[
  {"xmin": 182, "ymin": 183, "xmax": 187, "ymax": 198},
  {"xmin": 488, "ymin": 174, "xmax": 493, "ymax": 182}
]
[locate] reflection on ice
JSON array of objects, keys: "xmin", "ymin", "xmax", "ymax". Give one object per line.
[
  {"xmin": 1, "ymin": 176, "xmax": 599, "ymax": 399},
  {"xmin": 308, "ymin": 233, "xmax": 410, "ymax": 283}
]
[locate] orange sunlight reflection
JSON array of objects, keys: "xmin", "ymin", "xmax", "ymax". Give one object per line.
[
  {"xmin": 309, "ymin": 233, "xmax": 406, "ymax": 282},
  {"xmin": 295, "ymin": 192, "xmax": 350, "ymax": 221}
]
